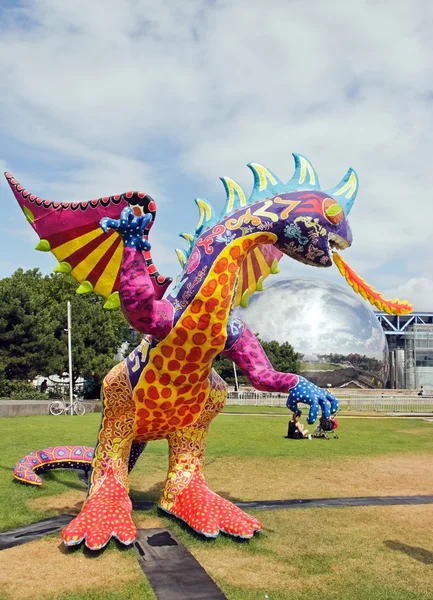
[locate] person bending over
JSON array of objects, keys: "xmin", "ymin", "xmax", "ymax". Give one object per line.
[{"xmin": 286, "ymin": 412, "xmax": 310, "ymax": 439}]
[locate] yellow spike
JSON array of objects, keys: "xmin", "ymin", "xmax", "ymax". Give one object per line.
[
  {"xmin": 271, "ymin": 259, "xmax": 280, "ymax": 274},
  {"xmin": 175, "ymin": 248, "xmax": 187, "ymax": 267},
  {"xmin": 222, "ymin": 177, "xmax": 247, "ymax": 212},
  {"xmin": 23, "ymin": 206, "xmax": 34, "ymax": 223},
  {"xmin": 76, "ymin": 281, "xmax": 94, "ymax": 294},
  {"xmin": 256, "ymin": 276, "xmax": 264, "ymax": 291},
  {"xmin": 53, "ymin": 261, "xmax": 72, "ymax": 274},
  {"xmin": 35, "ymin": 239, "xmax": 51, "ymax": 252},
  {"xmin": 196, "ymin": 199, "xmax": 212, "ymax": 229},
  {"xmin": 298, "ymin": 156, "xmax": 316, "ymax": 185},
  {"xmin": 333, "ymin": 171, "xmax": 357, "ymax": 199},
  {"xmin": 104, "ymin": 292, "xmax": 120, "ymax": 310},
  {"xmin": 240, "ymin": 289, "xmax": 250, "ymax": 308},
  {"xmin": 180, "ymin": 233, "xmax": 194, "ymax": 249},
  {"xmin": 250, "ymin": 163, "xmax": 278, "ymax": 191}
]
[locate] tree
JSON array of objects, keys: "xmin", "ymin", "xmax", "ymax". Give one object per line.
[
  {"xmin": 0, "ymin": 269, "xmax": 133, "ymax": 392},
  {"xmin": 213, "ymin": 335, "xmax": 301, "ymax": 385},
  {"xmin": 0, "ymin": 269, "xmax": 64, "ymax": 380}
]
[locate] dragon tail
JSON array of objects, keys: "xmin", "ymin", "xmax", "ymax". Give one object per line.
[
  {"xmin": 13, "ymin": 443, "xmax": 146, "ymax": 486},
  {"xmin": 13, "ymin": 446, "xmax": 94, "ymax": 486}
]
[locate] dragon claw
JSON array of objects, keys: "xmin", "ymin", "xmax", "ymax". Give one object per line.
[
  {"xmin": 287, "ymin": 375, "xmax": 339, "ymax": 424},
  {"xmin": 99, "ymin": 207, "xmax": 152, "ymax": 252},
  {"xmin": 160, "ymin": 469, "xmax": 262, "ymax": 539},
  {"xmin": 61, "ymin": 466, "xmax": 137, "ymax": 551}
]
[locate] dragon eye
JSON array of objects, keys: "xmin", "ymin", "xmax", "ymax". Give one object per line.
[{"xmin": 323, "ymin": 198, "xmax": 344, "ymax": 225}]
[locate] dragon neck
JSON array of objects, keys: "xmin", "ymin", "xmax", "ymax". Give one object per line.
[{"xmin": 169, "ymin": 229, "xmax": 277, "ymax": 327}]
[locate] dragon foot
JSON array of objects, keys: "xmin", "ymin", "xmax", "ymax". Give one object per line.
[
  {"xmin": 61, "ymin": 466, "xmax": 136, "ymax": 551},
  {"xmin": 160, "ymin": 469, "xmax": 262, "ymax": 539}
]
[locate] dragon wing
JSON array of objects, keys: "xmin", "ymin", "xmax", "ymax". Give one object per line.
[
  {"xmin": 5, "ymin": 173, "xmax": 172, "ymax": 308},
  {"xmin": 233, "ymin": 243, "xmax": 283, "ymax": 308}
]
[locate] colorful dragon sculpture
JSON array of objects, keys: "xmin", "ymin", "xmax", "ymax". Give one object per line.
[{"xmin": 7, "ymin": 154, "xmax": 412, "ymax": 550}]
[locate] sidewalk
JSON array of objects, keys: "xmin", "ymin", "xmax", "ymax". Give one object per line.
[{"xmin": 0, "ymin": 400, "xmax": 101, "ymax": 417}]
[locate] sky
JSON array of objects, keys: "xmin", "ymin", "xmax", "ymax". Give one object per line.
[{"xmin": 1, "ymin": 0, "xmax": 433, "ymax": 310}]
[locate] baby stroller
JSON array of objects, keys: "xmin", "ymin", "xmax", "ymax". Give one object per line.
[{"xmin": 312, "ymin": 414, "xmax": 339, "ymax": 439}]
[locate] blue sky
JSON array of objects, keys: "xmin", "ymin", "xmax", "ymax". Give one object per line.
[{"xmin": 1, "ymin": 0, "xmax": 433, "ymax": 308}]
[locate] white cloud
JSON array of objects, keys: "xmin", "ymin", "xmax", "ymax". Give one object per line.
[{"xmin": 384, "ymin": 277, "xmax": 433, "ymax": 312}]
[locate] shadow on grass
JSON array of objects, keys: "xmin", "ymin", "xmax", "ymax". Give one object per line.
[
  {"xmin": 384, "ymin": 540, "xmax": 433, "ymax": 564},
  {"xmin": 0, "ymin": 463, "xmax": 14, "ymax": 473},
  {"xmin": 58, "ymin": 537, "xmax": 132, "ymax": 558},
  {"xmin": 130, "ymin": 481, "xmax": 165, "ymax": 503},
  {"xmin": 157, "ymin": 506, "xmax": 261, "ymax": 544}
]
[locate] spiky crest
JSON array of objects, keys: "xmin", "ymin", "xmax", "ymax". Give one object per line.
[{"xmin": 177, "ymin": 153, "xmax": 358, "ymax": 265}]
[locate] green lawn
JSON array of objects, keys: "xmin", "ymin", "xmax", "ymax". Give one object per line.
[
  {"xmin": 1, "ymin": 413, "xmax": 433, "ymax": 600},
  {"xmin": 1, "ymin": 413, "xmax": 433, "ymax": 530}
]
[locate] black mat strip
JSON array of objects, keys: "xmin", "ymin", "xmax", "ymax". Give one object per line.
[
  {"xmin": 3, "ymin": 494, "xmax": 433, "ymax": 551},
  {"xmin": 235, "ymin": 494, "xmax": 433, "ymax": 510},
  {"xmin": 0, "ymin": 514, "xmax": 74, "ymax": 550},
  {"xmin": 134, "ymin": 528, "xmax": 227, "ymax": 600}
]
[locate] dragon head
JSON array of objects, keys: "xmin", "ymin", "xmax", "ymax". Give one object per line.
[
  {"xmin": 272, "ymin": 190, "xmax": 353, "ymax": 269},
  {"xmin": 176, "ymin": 153, "xmax": 412, "ymax": 316}
]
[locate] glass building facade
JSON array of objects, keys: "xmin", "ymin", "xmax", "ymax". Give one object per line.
[{"xmin": 404, "ymin": 324, "xmax": 433, "ymax": 389}]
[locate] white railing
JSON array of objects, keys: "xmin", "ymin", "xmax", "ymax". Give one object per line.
[
  {"xmin": 227, "ymin": 391, "xmax": 289, "ymax": 407},
  {"xmin": 344, "ymin": 396, "xmax": 433, "ymax": 413},
  {"xmin": 226, "ymin": 391, "xmax": 433, "ymax": 413}
]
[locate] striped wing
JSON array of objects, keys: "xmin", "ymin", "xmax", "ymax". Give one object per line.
[
  {"xmin": 234, "ymin": 244, "xmax": 283, "ymax": 308},
  {"xmin": 5, "ymin": 173, "xmax": 172, "ymax": 308}
]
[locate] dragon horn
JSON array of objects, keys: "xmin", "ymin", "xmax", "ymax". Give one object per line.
[{"xmin": 326, "ymin": 168, "xmax": 359, "ymax": 216}]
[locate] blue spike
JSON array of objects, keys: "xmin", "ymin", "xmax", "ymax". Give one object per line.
[
  {"xmin": 194, "ymin": 198, "xmax": 216, "ymax": 234},
  {"xmin": 326, "ymin": 168, "xmax": 359, "ymax": 216},
  {"xmin": 247, "ymin": 163, "xmax": 282, "ymax": 203},
  {"xmin": 287, "ymin": 153, "xmax": 321, "ymax": 190},
  {"xmin": 219, "ymin": 177, "xmax": 247, "ymax": 216}
]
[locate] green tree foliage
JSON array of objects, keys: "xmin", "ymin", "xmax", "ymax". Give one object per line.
[
  {"xmin": 0, "ymin": 269, "xmax": 132, "ymax": 392},
  {"xmin": 213, "ymin": 335, "xmax": 301, "ymax": 387}
]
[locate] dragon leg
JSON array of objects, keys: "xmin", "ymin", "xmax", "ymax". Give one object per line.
[
  {"xmin": 61, "ymin": 361, "xmax": 138, "ymax": 550},
  {"xmin": 159, "ymin": 370, "xmax": 262, "ymax": 538},
  {"xmin": 224, "ymin": 322, "xmax": 299, "ymax": 392},
  {"xmin": 224, "ymin": 321, "xmax": 338, "ymax": 423}
]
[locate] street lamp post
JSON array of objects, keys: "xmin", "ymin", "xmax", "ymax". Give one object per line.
[
  {"xmin": 233, "ymin": 361, "xmax": 239, "ymax": 394},
  {"xmin": 67, "ymin": 301, "xmax": 74, "ymax": 416}
]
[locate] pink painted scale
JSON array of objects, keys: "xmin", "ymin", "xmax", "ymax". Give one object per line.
[
  {"xmin": 119, "ymin": 246, "xmax": 174, "ymax": 340},
  {"xmin": 224, "ymin": 323, "xmax": 298, "ymax": 391}
]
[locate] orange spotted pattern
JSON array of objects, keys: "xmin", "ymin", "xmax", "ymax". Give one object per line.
[
  {"xmin": 61, "ymin": 232, "xmax": 272, "ymax": 548},
  {"xmin": 160, "ymin": 370, "xmax": 228, "ymax": 511},
  {"xmin": 131, "ymin": 234, "xmax": 273, "ymax": 443},
  {"xmin": 159, "ymin": 370, "xmax": 263, "ymax": 536}
]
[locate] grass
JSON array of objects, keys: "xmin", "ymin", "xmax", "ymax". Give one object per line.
[
  {"xmin": 223, "ymin": 404, "xmax": 288, "ymax": 414},
  {"xmin": 301, "ymin": 362, "xmax": 345, "ymax": 370},
  {"xmin": 1, "ymin": 413, "xmax": 433, "ymax": 599}
]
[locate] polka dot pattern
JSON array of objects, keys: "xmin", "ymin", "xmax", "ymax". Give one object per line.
[
  {"xmin": 62, "ymin": 464, "xmax": 137, "ymax": 550},
  {"xmin": 286, "ymin": 375, "xmax": 339, "ymax": 424},
  {"xmin": 161, "ymin": 468, "xmax": 262, "ymax": 538}
]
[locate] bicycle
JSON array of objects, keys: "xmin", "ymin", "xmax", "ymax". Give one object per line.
[{"xmin": 49, "ymin": 396, "xmax": 86, "ymax": 416}]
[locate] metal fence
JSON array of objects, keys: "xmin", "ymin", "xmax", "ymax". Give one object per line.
[
  {"xmin": 227, "ymin": 391, "xmax": 433, "ymax": 413},
  {"xmin": 344, "ymin": 396, "xmax": 433, "ymax": 413},
  {"xmin": 227, "ymin": 391, "xmax": 287, "ymax": 407}
]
